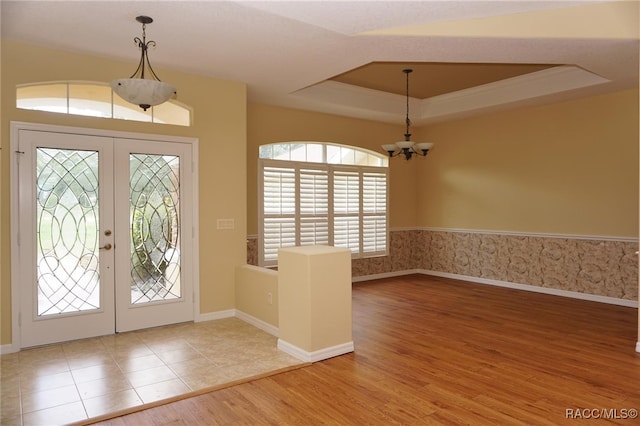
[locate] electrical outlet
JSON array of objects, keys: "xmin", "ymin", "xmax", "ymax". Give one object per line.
[{"xmin": 267, "ymin": 292, "xmax": 273, "ymax": 305}]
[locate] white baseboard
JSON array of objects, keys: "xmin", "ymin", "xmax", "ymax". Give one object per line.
[
  {"xmin": 352, "ymin": 269, "xmax": 421, "ymax": 283},
  {"xmin": 277, "ymin": 339, "xmax": 354, "ymax": 362},
  {"xmin": 420, "ymin": 270, "xmax": 639, "ymax": 308},
  {"xmin": 235, "ymin": 310, "xmax": 279, "ymax": 337},
  {"xmin": 195, "ymin": 309, "xmax": 236, "ymax": 323},
  {"xmin": 0, "ymin": 343, "xmax": 19, "ymax": 354}
]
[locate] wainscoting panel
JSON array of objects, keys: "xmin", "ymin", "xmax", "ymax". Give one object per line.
[
  {"xmin": 420, "ymin": 230, "xmax": 638, "ymax": 300},
  {"xmin": 246, "ymin": 229, "xmax": 638, "ymax": 301}
]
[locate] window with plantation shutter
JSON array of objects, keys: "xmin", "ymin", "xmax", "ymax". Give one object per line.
[{"xmin": 259, "ymin": 143, "xmax": 388, "ymax": 267}]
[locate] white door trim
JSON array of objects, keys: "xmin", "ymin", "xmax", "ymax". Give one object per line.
[{"xmin": 10, "ymin": 121, "xmax": 200, "ymax": 351}]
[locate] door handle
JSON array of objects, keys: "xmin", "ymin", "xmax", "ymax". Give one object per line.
[{"xmin": 99, "ymin": 243, "xmax": 113, "ymax": 250}]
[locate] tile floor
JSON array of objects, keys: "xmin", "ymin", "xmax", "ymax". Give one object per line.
[{"xmin": 0, "ymin": 318, "xmax": 303, "ymax": 425}]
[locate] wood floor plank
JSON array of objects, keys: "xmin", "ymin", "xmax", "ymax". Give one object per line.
[{"xmin": 93, "ymin": 275, "xmax": 640, "ymax": 425}]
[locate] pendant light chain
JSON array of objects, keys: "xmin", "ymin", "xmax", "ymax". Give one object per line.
[
  {"xmin": 404, "ymin": 69, "xmax": 412, "ymax": 141},
  {"xmin": 139, "ymin": 22, "xmax": 148, "ymax": 79}
]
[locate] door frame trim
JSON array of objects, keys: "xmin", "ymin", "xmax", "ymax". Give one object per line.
[{"xmin": 10, "ymin": 121, "xmax": 200, "ymax": 351}]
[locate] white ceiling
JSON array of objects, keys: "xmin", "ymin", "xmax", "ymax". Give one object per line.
[{"xmin": 2, "ymin": 0, "xmax": 638, "ymax": 124}]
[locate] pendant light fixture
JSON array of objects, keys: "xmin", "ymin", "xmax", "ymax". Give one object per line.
[
  {"xmin": 382, "ymin": 69, "xmax": 434, "ymax": 160},
  {"xmin": 110, "ymin": 16, "xmax": 176, "ymax": 111}
]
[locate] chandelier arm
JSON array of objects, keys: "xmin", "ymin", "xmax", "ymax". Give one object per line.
[
  {"xmin": 128, "ymin": 37, "xmax": 145, "ymax": 79},
  {"xmin": 143, "ymin": 44, "xmax": 165, "ymax": 82}
]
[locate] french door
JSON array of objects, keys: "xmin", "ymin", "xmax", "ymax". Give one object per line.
[{"xmin": 16, "ymin": 128, "xmax": 194, "ymax": 348}]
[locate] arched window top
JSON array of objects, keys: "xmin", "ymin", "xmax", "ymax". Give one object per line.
[
  {"xmin": 259, "ymin": 142, "xmax": 388, "ymax": 167},
  {"xmin": 16, "ymin": 81, "xmax": 192, "ymax": 127}
]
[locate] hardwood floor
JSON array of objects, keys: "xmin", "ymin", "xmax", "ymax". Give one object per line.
[{"xmin": 93, "ymin": 275, "xmax": 640, "ymax": 425}]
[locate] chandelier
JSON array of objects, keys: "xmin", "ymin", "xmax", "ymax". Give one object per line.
[
  {"xmin": 110, "ymin": 16, "xmax": 176, "ymax": 111},
  {"xmin": 382, "ymin": 69, "xmax": 434, "ymax": 160}
]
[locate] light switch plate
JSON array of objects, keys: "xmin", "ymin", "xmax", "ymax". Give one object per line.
[{"xmin": 217, "ymin": 218, "xmax": 235, "ymax": 230}]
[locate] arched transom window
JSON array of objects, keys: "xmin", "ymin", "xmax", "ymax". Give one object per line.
[
  {"xmin": 259, "ymin": 142, "xmax": 388, "ymax": 166},
  {"xmin": 259, "ymin": 142, "xmax": 389, "ymax": 266},
  {"xmin": 16, "ymin": 81, "xmax": 191, "ymax": 126}
]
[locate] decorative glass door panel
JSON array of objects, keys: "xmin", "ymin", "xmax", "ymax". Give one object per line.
[
  {"xmin": 17, "ymin": 128, "xmax": 194, "ymax": 348},
  {"xmin": 114, "ymin": 139, "xmax": 193, "ymax": 333},
  {"xmin": 36, "ymin": 148, "xmax": 101, "ymax": 315},
  {"xmin": 18, "ymin": 131, "xmax": 115, "ymax": 348},
  {"xmin": 130, "ymin": 154, "xmax": 181, "ymax": 304}
]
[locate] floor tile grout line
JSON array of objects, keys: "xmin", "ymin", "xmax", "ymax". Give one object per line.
[
  {"xmin": 19, "ymin": 386, "xmax": 88, "ymax": 422},
  {"xmin": 18, "ymin": 347, "xmax": 81, "ymax": 416}
]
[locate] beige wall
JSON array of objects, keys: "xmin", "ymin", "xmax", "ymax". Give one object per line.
[
  {"xmin": 414, "ymin": 89, "xmax": 639, "ymax": 237},
  {"xmin": 248, "ymin": 90, "xmax": 638, "ymax": 239},
  {"xmin": 1, "ymin": 41, "xmax": 247, "ymax": 345},
  {"xmin": 235, "ymin": 265, "xmax": 279, "ymax": 327},
  {"xmin": 247, "ymin": 103, "xmax": 418, "ymax": 235}
]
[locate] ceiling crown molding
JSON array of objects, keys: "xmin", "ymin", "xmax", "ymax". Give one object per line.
[
  {"xmin": 418, "ymin": 65, "xmax": 610, "ymax": 123},
  {"xmin": 292, "ymin": 65, "xmax": 610, "ymax": 125}
]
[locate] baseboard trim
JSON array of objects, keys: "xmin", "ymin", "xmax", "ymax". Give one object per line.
[
  {"xmin": 352, "ymin": 269, "xmax": 421, "ymax": 283},
  {"xmin": 0, "ymin": 343, "xmax": 19, "ymax": 354},
  {"xmin": 196, "ymin": 309, "xmax": 236, "ymax": 323},
  {"xmin": 235, "ymin": 310, "xmax": 279, "ymax": 337},
  {"xmin": 420, "ymin": 270, "xmax": 638, "ymax": 308},
  {"xmin": 277, "ymin": 339, "xmax": 354, "ymax": 362}
]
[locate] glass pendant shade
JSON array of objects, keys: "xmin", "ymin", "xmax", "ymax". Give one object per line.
[
  {"xmin": 110, "ymin": 78, "xmax": 176, "ymax": 111},
  {"xmin": 416, "ymin": 142, "xmax": 434, "ymax": 151},
  {"xmin": 395, "ymin": 141, "xmax": 414, "ymax": 149}
]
